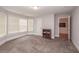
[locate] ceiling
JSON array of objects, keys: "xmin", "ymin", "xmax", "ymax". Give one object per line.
[{"xmin": 1, "ymin": 6, "xmax": 75, "ymax": 17}]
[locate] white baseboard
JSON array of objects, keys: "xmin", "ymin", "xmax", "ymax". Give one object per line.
[
  {"xmin": 0, "ymin": 32, "xmax": 56, "ymax": 46},
  {"xmin": 0, "ymin": 32, "xmax": 42, "ymax": 46},
  {"xmin": 51, "ymin": 36, "xmax": 55, "ymax": 39},
  {"xmin": 32, "ymin": 33, "xmax": 42, "ymax": 36},
  {"xmin": 0, "ymin": 32, "xmax": 27, "ymax": 46},
  {"xmin": 72, "ymin": 40, "xmax": 79, "ymax": 51},
  {"xmin": 55, "ymin": 35, "xmax": 59, "ymax": 37}
]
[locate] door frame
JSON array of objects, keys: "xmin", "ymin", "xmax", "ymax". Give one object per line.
[{"xmin": 58, "ymin": 16, "xmax": 71, "ymax": 41}]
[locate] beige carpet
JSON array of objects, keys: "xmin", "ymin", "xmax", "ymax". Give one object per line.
[{"xmin": 0, "ymin": 35, "xmax": 78, "ymax": 53}]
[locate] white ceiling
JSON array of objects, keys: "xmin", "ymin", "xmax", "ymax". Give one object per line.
[{"xmin": 2, "ymin": 6, "xmax": 75, "ymax": 17}]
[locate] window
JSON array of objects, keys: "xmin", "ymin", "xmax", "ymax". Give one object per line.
[
  {"xmin": 19, "ymin": 19, "xmax": 27, "ymax": 32},
  {"xmin": 8, "ymin": 15, "xmax": 19, "ymax": 33},
  {"xmin": 19, "ymin": 19, "xmax": 34, "ymax": 32},
  {"xmin": 0, "ymin": 12, "xmax": 34, "ymax": 38},
  {"xmin": 28, "ymin": 19, "xmax": 33, "ymax": 32},
  {"xmin": 0, "ymin": 12, "xmax": 6, "ymax": 37},
  {"xmin": 8, "ymin": 15, "xmax": 34, "ymax": 33}
]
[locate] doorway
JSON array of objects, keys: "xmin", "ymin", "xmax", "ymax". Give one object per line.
[{"xmin": 59, "ymin": 16, "xmax": 70, "ymax": 41}]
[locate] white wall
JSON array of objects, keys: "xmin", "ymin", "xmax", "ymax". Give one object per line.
[
  {"xmin": 54, "ymin": 15, "xmax": 59, "ymax": 37},
  {"xmin": 72, "ymin": 7, "xmax": 79, "ymax": 51},
  {"xmin": 35, "ymin": 18, "xmax": 42, "ymax": 36},
  {"xmin": 35, "ymin": 14, "xmax": 55, "ymax": 39}
]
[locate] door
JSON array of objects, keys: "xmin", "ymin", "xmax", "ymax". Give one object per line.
[{"xmin": 59, "ymin": 16, "xmax": 70, "ymax": 41}]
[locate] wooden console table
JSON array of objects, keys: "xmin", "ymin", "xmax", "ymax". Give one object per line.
[{"xmin": 42, "ymin": 29, "xmax": 51, "ymax": 39}]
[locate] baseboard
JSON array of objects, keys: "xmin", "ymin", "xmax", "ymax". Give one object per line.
[
  {"xmin": 51, "ymin": 36, "xmax": 55, "ymax": 39},
  {"xmin": 0, "ymin": 32, "xmax": 42, "ymax": 46},
  {"xmin": 33, "ymin": 33, "xmax": 42, "ymax": 36},
  {"xmin": 72, "ymin": 40, "xmax": 79, "ymax": 51},
  {"xmin": 0, "ymin": 33, "xmax": 27, "ymax": 46},
  {"xmin": 55, "ymin": 35, "xmax": 59, "ymax": 37},
  {"xmin": 0, "ymin": 33, "xmax": 56, "ymax": 46}
]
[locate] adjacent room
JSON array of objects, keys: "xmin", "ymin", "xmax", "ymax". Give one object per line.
[{"xmin": 0, "ymin": 6, "xmax": 79, "ymax": 53}]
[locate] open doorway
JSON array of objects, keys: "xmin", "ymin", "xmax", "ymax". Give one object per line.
[{"xmin": 59, "ymin": 16, "xmax": 70, "ymax": 41}]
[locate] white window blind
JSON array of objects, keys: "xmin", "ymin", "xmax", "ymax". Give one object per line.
[
  {"xmin": 0, "ymin": 12, "xmax": 6, "ymax": 37},
  {"xmin": 19, "ymin": 19, "xmax": 27, "ymax": 32},
  {"xmin": 8, "ymin": 15, "xmax": 19, "ymax": 33},
  {"xmin": 28, "ymin": 19, "xmax": 33, "ymax": 32}
]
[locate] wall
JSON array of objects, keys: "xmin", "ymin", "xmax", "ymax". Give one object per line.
[
  {"xmin": 54, "ymin": 15, "xmax": 59, "ymax": 37},
  {"xmin": 34, "ymin": 18, "xmax": 42, "ymax": 36},
  {"xmin": 35, "ymin": 14, "xmax": 55, "ymax": 39},
  {"xmin": 72, "ymin": 7, "xmax": 79, "ymax": 51}
]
